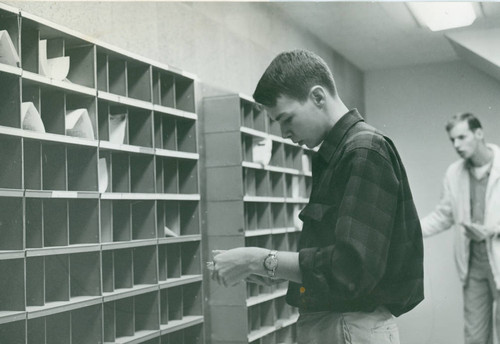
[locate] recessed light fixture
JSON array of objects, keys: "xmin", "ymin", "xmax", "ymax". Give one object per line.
[{"xmin": 407, "ymin": 2, "xmax": 477, "ymax": 31}]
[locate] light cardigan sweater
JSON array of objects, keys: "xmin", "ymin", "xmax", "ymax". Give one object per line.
[{"xmin": 421, "ymin": 143, "xmax": 500, "ymax": 289}]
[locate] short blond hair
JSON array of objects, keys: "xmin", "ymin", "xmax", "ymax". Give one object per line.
[{"xmin": 445, "ymin": 113, "xmax": 482, "ymax": 132}]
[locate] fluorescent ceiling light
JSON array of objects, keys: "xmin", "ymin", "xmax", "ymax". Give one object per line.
[{"xmin": 407, "ymin": 2, "xmax": 477, "ymax": 31}]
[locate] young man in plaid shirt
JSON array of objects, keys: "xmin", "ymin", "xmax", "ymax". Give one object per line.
[{"xmin": 209, "ymin": 49, "xmax": 424, "ymax": 343}]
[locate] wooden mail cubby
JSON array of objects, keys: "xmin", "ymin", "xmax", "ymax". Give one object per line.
[
  {"xmin": 0, "ymin": 3, "xmax": 203, "ymax": 343},
  {"xmin": 202, "ymin": 94, "xmax": 313, "ymax": 344}
]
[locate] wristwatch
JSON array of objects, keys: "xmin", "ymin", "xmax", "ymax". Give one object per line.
[{"xmin": 263, "ymin": 250, "xmax": 278, "ymax": 278}]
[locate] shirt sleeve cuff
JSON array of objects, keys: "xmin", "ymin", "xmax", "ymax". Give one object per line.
[{"xmin": 299, "ymin": 247, "xmax": 331, "ymax": 293}]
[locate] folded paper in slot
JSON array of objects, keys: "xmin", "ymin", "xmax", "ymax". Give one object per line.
[
  {"xmin": 109, "ymin": 114, "xmax": 127, "ymax": 144},
  {"xmin": 21, "ymin": 102, "xmax": 46, "ymax": 132},
  {"xmin": 66, "ymin": 108, "xmax": 95, "ymax": 139},
  {"xmin": 302, "ymin": 154, "xmax": 311, "ymax": 173},
  {"xmin": 291, "ymin": 176, "xmax": 300, "ymax": 198},
  {"xmin": 293, "ymin": 206, "xmax": 303, "ymax": 230},
  {"xmin": 164, "ymin": 226, "xmax": 179, "ymax": 237},
  {"xmin": 98, "ymin": 158, "xmax": 108, "ymax": 193},
  {"xmin": 0, "ymin": 30, "xmax": 20, "ymax": 67},
  {"xmin": 252, "ymin": 137, "xmax": 272, "ymax": 166},
  {"xmin": 39, "ymin": 39, "xmax": 70, "ymax": 80}
]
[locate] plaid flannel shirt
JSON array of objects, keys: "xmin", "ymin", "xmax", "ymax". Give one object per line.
[{"xmin": 286, "ymin": 109, "xmax": 424, "ymax": 317}]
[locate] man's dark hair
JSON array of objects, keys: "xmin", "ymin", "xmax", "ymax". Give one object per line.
[
  {"xmin": 253, "ymin": 49, "xmax": 337, "ymax": 107},
  {"xmin": 445, "ymin": 112, "xmax": 482, "ymax": 132}
]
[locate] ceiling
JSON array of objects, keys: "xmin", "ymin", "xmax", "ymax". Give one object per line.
[{"xmin": 270, "ymin": 2, "xmax": 500, "ymax": 72}]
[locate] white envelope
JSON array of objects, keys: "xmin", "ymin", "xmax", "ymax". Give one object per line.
[
  {"xmin": 98, "ymin": 158, "xmax": 109, "ymax": 193},
  {"xmin": 0, "ymin": 30, "xmax": 20, "ymax": 67},
  {"xmin": 21, "ymin": 102, "xmax": 46, "ymax": 132},
  {"xmin": 66, "ymin": 108, "xmax": 95, "ymax": 139},
  {"xmin": 39, "ymin": 39, "xmax": 70, "ymax": 80},
  {"xmin": 109, "ymin": 114, "xmax": 127, "ymax": 144}
]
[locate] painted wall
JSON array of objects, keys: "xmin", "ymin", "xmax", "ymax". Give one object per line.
[
  {"xmin": 365, "ymin": 61, "xmax": 500, "ymax": 344},
  {"xmin": 5, "ymin": 1, "xmax": 364, "ymax": 112}
]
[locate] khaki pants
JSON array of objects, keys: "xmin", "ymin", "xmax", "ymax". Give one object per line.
[
  {"xmin": 297, "ymin": 306, "xmax": 399, "ymax": 344},
  {"xmin": 464, "ymin": 242, "xmax": 500, "ymax": 344}
]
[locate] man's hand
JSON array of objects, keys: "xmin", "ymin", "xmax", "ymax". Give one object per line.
[
  {"xmin": 208, "ymin": 247, "xmax": 268, "ymax": 287},
  {"xmin": 462, "ymin": 223, "xmax": 495, "ymax": 242}
]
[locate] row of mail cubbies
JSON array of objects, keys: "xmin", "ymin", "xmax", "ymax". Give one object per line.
[
  {"xmin": 0, "ymin": 3, "xmax": 203, "ymax": 343},
  {"xmin": 202, "ymin": 94, "xmax": 313, "ymax": 344}
]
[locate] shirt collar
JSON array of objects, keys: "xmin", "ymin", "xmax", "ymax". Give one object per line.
[
  {"xmin": 467, "ymin": 160, "xmax": 492, "ymax": 180},
  {"xmin": 317, "ymin": 109, "xmax": 364, "ymax": 162}
]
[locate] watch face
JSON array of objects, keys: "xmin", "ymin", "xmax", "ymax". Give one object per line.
[{"xmin": 265, "ymin": 256, "xmax": 278, "ymax": 270}]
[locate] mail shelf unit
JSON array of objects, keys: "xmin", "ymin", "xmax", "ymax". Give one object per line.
[
  {"xmin": 99, "ymin": 199, "xmax": 157, "ymax": 244},
  {"xmin": 156, "ymin": 199, "xmax": 201, "ymax": 239},
  {"xmin": 160, "ymin": 114, "xmax": 197, "ymax": 154},
  {"xmin": 26, "ymin": 304, "xmax": 103, "ymax": 344},
  {"xmin": 157, "ymin": 238, "xmax": 204, "ymax": 341},
  {"xmin": 159, "ymin": 322, "xmax": 204, "ymax": 344},
  {"xmin": 0, "ymin": 192, "xmax": 24, "ymax": 253},
  {"xmin": 97, "ymin": 48, "xmax": 195, "ymax": 115},
  {"xmin": 100, "ymin": 244, "xmax": 158, "ymax": 295},
  {"xmin": 103, "ymin": 289, "xmax": 160, "ymax": 343},
  {"xmin": 0, "ymin": 5, "xmax": 204, "ymax": 343},
  {"xmin": 152, "ymin": 67, "xmax": 196, "ymax": 114},
  {"xmin": 20, "ymin": 79, "xmax": 97, "ymax": 143},
  {"xmin": 95, "ymin": 44, "xmax": 202, "ymax": 340},
  {"xmin": 20, "ymin": 10, "xmax": 96, "ymax": 91},
  {"xmin": 98, "ymin": 148, "xmax": 156, "ymax": 196},
  {"xmin": 0, "ymin": 130, "xmax": 22, "ymax": 190},
  {"xmin": 24, "ymin": 251, "xmax": 102, "ymax": 332},
  {"xmin": 0, "ymin": 3, "xmax": 20, "ymax": 63},
  {"xmin": 159, "ymin": 278, "xmax": 203, "ymax": 336},
  {"xmin": 0, "ymin": 132, "xmax": 23, "ymax": 256},
  {"xmin": 98, "ymin": 99, "xmax": 154, "ymax": 149},
  {"xmin": 0, "ymin": 71, "xmax": 21, "ymax": 132},
  {"xmin": 21, "ymin": 133, "xmax": 99, "ymax": 191},
  {"xmin": 100, "ymin": 245, "xmax": 203, "ymax": 343},
  {"xmin": 0, "ymin": 4, "xmax": 21, "ymax": 128},
  {"xmin": 157, "ymin": 239, "xmax": 202, "ymax": 282},
  {"xmin": 0, "ymin": 319, "xmax": 25, "ymax": 344},
  {"xmin": 202, "ymin": 94, "xmax": 311, "ymax": 344},
  {"xmin": 22, "ymin": 134, "xmax": 100, "ymax": 251},
  {"xmin": 0, "ymin": 70, "xmax": 21, "ymax": 129},
  {"xmin": 25, "ymin": 194, "xmax": 100, "ymax": 250},
  {"xmin": 151, "ymin": 68, "xmax": 198, "ymax": 152},
  {"xmin": 0, "ymin": 257, "xmax": 25, "ymax": 331},
  {"xmin": 155, "ymin": 155, "xmax": 199, "ymax": 196},
  {"xmin": 94, "ymin": 32, "xmax": 202, "ymax": 343}
]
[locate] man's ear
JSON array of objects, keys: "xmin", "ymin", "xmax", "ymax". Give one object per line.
[
  {"xmin": 474, "ymin": 128, "xmax": 484, "ymax": 140},
  {"xmin": 309, "ymin": 86, "xmax": 326, "ymax": 107}
]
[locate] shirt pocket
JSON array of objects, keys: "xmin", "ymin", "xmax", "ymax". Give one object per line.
[
  {"xmin": 371, "ymin": 323, "xmax": 400, "ymax": 344},
  {"xmin": 299, "ymin": 202, "xmax": 337, "ymax": 223},
  {"xmin": 299, "ymin": 202, "xmax": 339, "ymax": 240}
]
